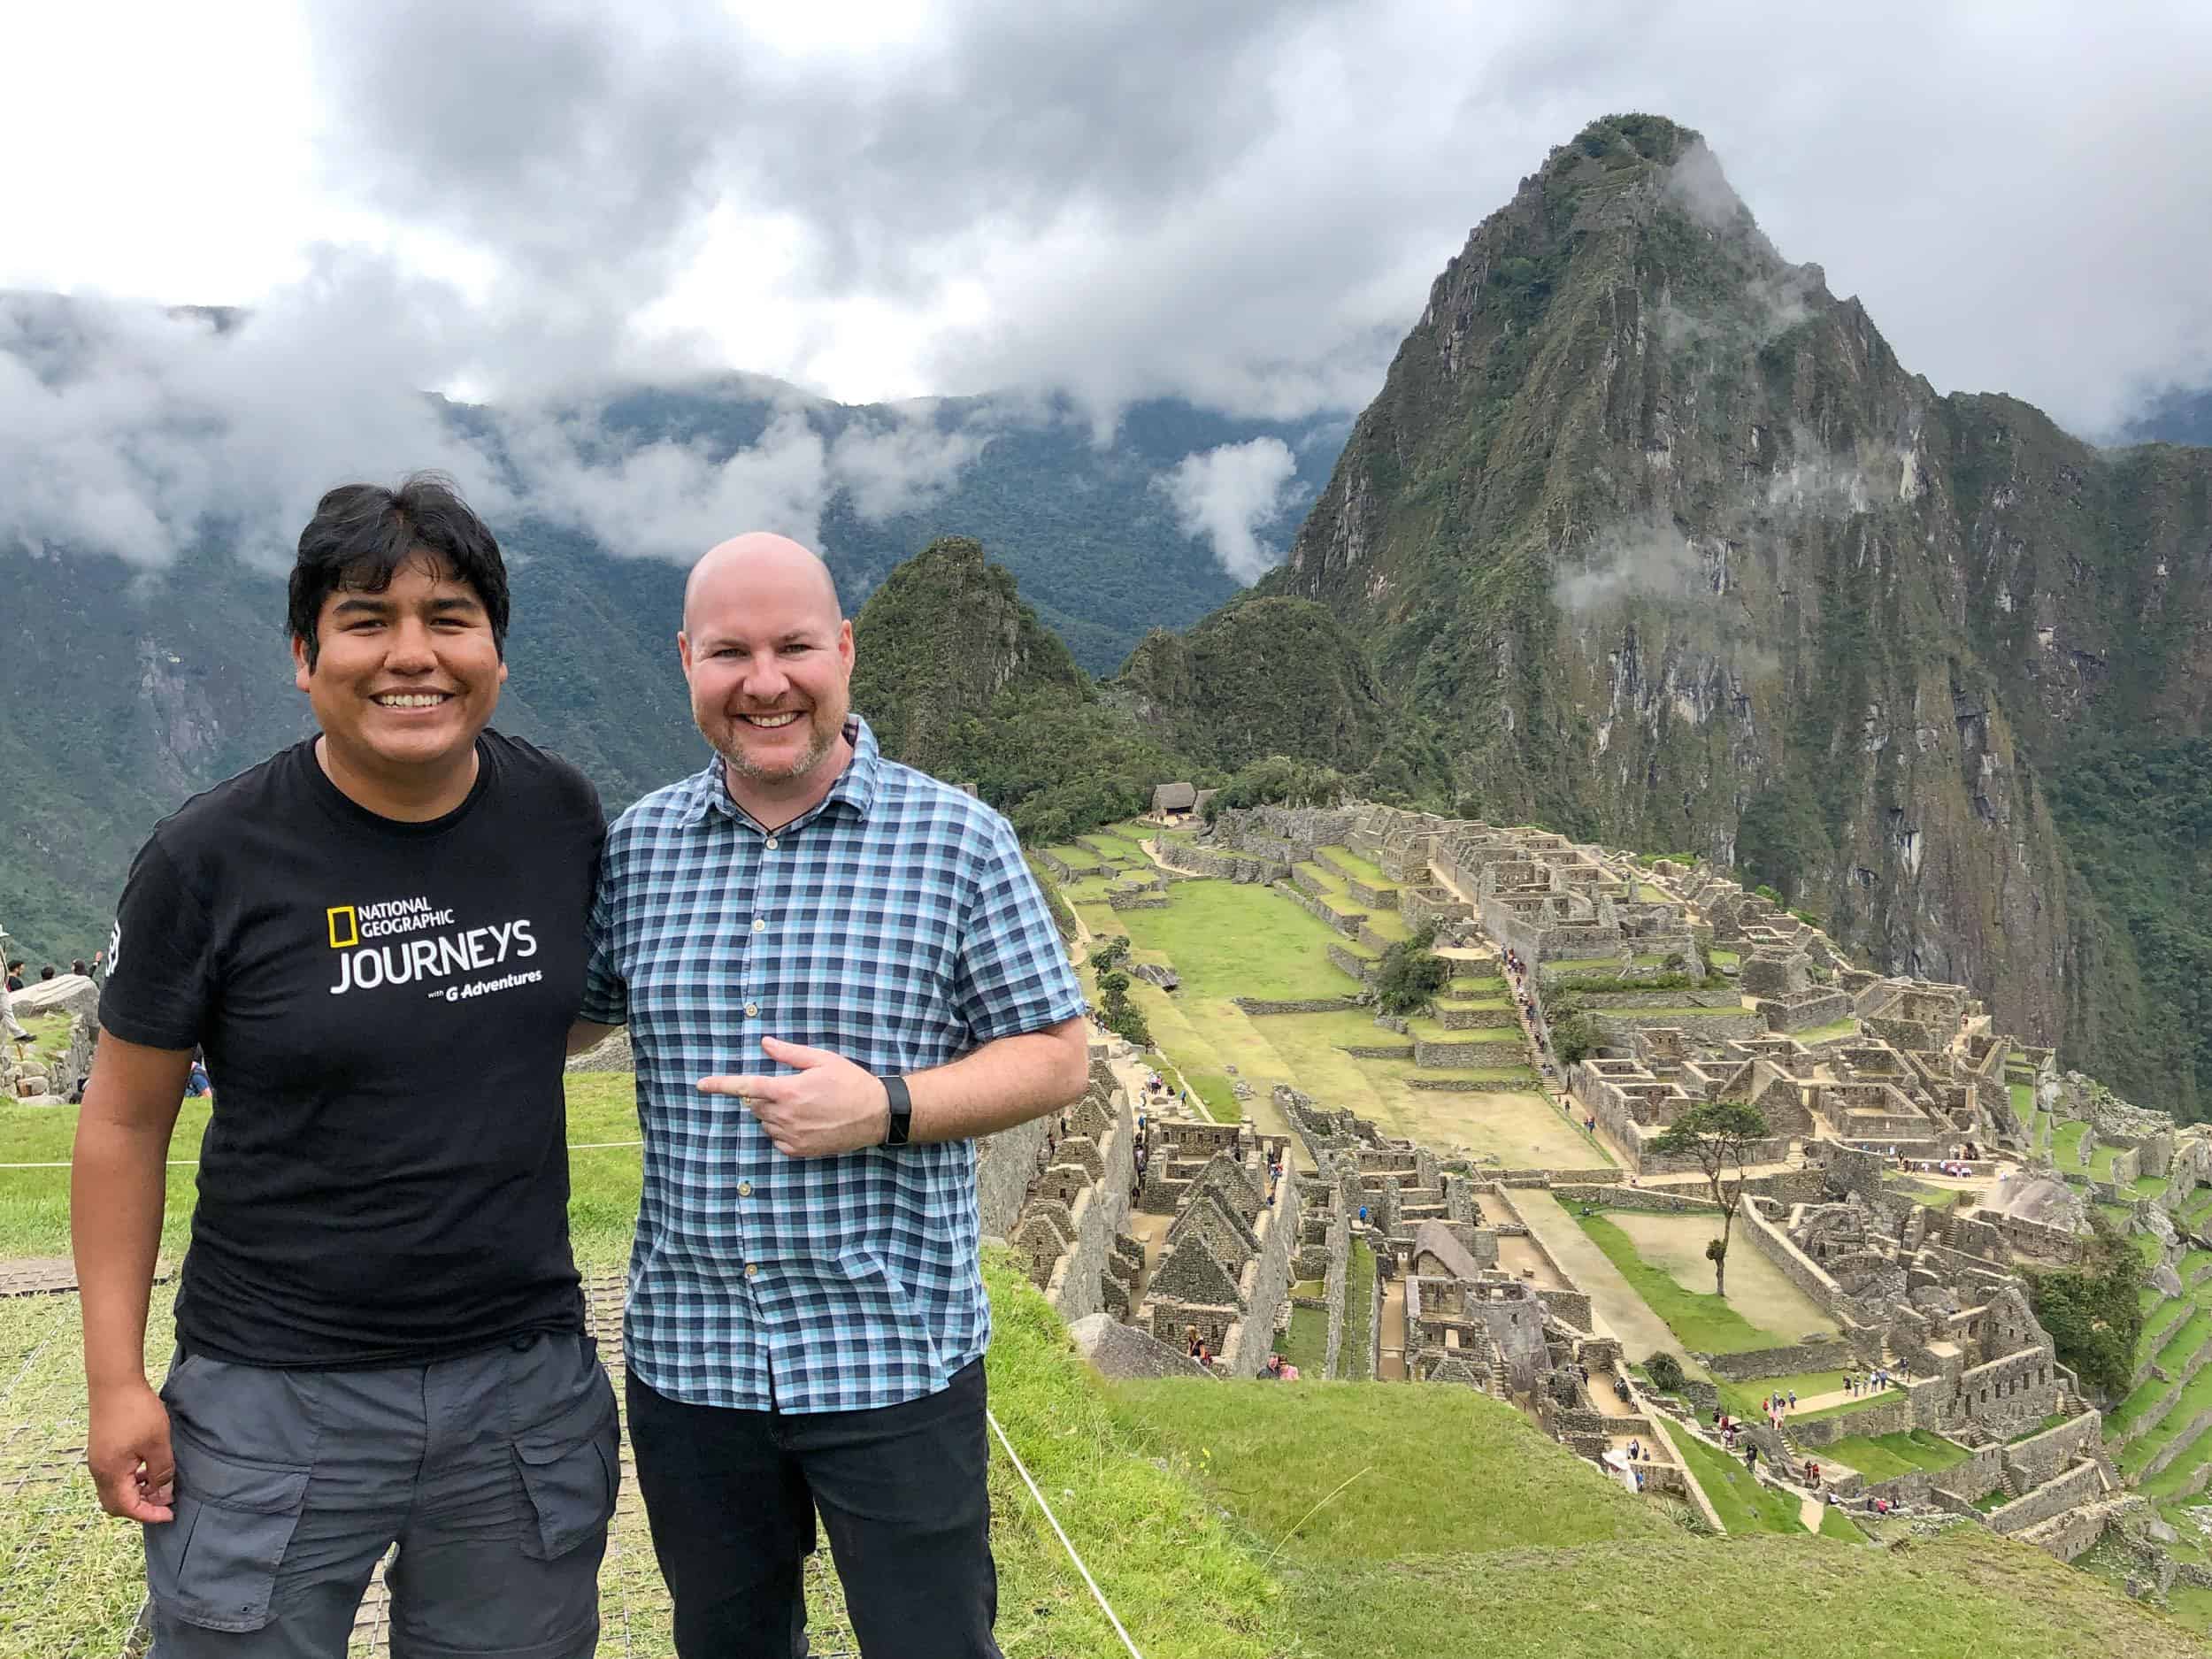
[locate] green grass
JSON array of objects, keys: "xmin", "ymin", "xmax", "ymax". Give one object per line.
[
  {"xmin": 1571, "ymin": 1209, "xmax": 1796, "ymax": 1355},
  {"xmin": 1793, "ymin": 1018, "xmax": 1860, "ymax": 1044},
  {"xmin": 1113, "ymin": 1378, "xmax": 1675, "ymax": 1560},
  {"xmin": 1818, "ymin": 1430, "xmax": 1971, "ymax": 1481},
  {"xmin": 1340, "ymin": 1239, "xmax": 1376, "ymax": 1379},
  {"xmin": 2142, "ymin": 1419, "xmax": 2212, "ymax": 1498},
  {"xmin": 1279, "ymin": 1302, "xmax": 1330, "ymax": 1379},
  {"xmin": 1671, "ymin": 1426, "xmax": 1809, "ymax": 1533},
  {"xmin": 16, "ymin": 1064, "xmax": 2212, "ymax": 1657},
  {"xmin": 1316, "ymin": 844, "xmax": 1398, "ymax": 890},
  {"xmin": 2008, "ymin": 1080, "xmax": 2034, "ymax": 1121},
  {"xmin": 1709, "ymin": 949, "xmax": 1741, "ymax": 969},
  {"xmin": 1291, "ymin": 1527, "xmax": 2211, "ymax": 1659},
  {"xmin": 2120, "ymin": 1363, "xmax": 2212, "ymax": 1476},
  {"xmin": 2052, "ymin": 1119, "xmax": 2091, "ymax": 1168},
  {"xmin": 1716, "ymin": 1371, "xmax": 1848, "ymax": 1419},
  {"xmin": 1816, "ymin": 1502, "xmax": 1864, "ymax": 1540},
  {"xmin": 1111, "ymin": 879, "xmax": 1362, "ymax": 1002},
  {"xmin": 15, "ymin": 1010, "xmax": 74, "ymax": 1070},
  {"xmin": 2154, "ymin": 1310, "xmax": 2212, "ymax": 1375}
]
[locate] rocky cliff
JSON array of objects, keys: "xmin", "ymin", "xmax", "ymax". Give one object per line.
[{"xmin": 1256, "ymin": 113, "xmax": 2212, "ymax": 1110}]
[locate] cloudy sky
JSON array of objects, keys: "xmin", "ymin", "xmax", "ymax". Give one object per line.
[{"xmin": 4, "ymin": 0, "xmax": 2207, "ymax": 570}]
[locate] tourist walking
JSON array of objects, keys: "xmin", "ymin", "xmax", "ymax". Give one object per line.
[
  {"xmin": 576, "ymin": 533, "xmax": 1089, "ymax": 1658},
  {"xmin": 75, "ymin": 476, "xmax": 615, "ymax": 1658}
]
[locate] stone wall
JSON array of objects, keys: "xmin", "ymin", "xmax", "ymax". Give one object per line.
[
  {"xmin": 1740, "ymin": 1202, "xmax": 1853, "ymax": 1326},
  {"xmin": 1232, "ymin": 995, "xmax": 1369, "ymax": 1017},
  {"xmin": 1788, "ymin": 1390, "xmax": 1916, "ymax": 1448},
  {"xmin": 1986, "ymin": 1459, "xmax": 2109, "ymax": 1536},
  {"xmin": 1170, "ymin": 843, "xmax": 1287, "ymax": 884},
  {"xmin": 1536, "ymin": 1286, "xmax": 1593, "ymax": 1332},
  {"xmin": 1758, "ymin": 990, "xmax": 1855, "ymax": 1034},
  {"xmin": 2003, "ymin": 1412, "xmax": 2105, "ymax": 1491},
  {"xmin": 1044, "ymin": 1087, "xmax": 1138, "ymax": 1322},
  {"xmin": 1550, "ymin": 1185, "xmax": 1718, "ymax": 1216},
  {"xmin": 1594, "ymin": 1008, "xmax": 1763, "ymax": 1043},
  {"xmin": 1326, "ymin": 943, "xmax": 1376, "ymax": 984},
  {"xmin": 1221, "ymin": 1178, "xmax": 1302, "ymax": 1378},
  {"xmin": 1705, "ymin": 1340, "xmax": 1866, "ymax": 1384},
  {"xmin": 976, "ymin": 1111, "xmax": 1054, "ymax": 1240}
]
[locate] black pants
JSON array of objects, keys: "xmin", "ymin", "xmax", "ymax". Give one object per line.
[{"xmin": 626, "ymin": 1361, "xmax": 1000, "ymax": 1659}]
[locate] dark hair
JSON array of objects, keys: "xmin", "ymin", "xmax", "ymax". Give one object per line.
[
  {"xmin": 71, "ymin": 959, "xmax": 87, "ymax": 974},
  {"xmin": 39, "ymin": 965, "xmax": 54, "ymax": 979},
  {"xmin": 288, "ymin": 472, "xmax": 510, "ymax": 668}
]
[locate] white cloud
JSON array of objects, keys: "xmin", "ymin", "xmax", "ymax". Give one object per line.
[
  {"xmin": 1156, "ymin": 438, "xmax": 1301, "ymax": 581},
  {"xmin": 826, "ymin": 415, "xmax": 993, "ymax": 522}
]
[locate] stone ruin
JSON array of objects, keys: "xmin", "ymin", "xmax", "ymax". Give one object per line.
[
  {"xmin": 1133, "ymin": 1115, "xmax": 1300, "ymax": 1378},
  {"xmin": 2, "ymin": 956, "xmax": 99, "ymax": 1106}
]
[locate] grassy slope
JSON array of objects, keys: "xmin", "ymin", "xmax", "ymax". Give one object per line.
[
  {"xmin": 1118, "ymin": 1378, "xmax": 2210, "ymax": 1659},
  {"xmin": 8, "ymin": 1078, "xmax": 2212, "ymax": 1654}
]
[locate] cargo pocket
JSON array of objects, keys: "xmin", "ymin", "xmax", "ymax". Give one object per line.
[
  {"xmin": 146, "ymin": 1440, "xmax": 311, "ymax": 1632},
  {"xmin": 512, "ymin": 1397, "xmax": 619, "ymax": 1562}
]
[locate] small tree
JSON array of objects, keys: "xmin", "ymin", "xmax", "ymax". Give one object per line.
[
  {"xmin": 1645, "ymin": 1352, "xmax": 1686, "ymax": 1394},
  {"xmin": 1650, "ymin": 1100, "xmax": 1771, "ymax": 1296},
  {"xmin": 1545, "ymin": 988, "xmax": 1601, "ymax": 1068},
  {"xmin": 1088, "ymin": 938, "xmax": 1130, "ymax": 974},
  {"xmin": 1374, "ymin": 924, "xmax": 1451, "ymax": 1017},
  {"xmin": 1095, "ymin": 968, "xmax": 1152, "ymax": 1049}
]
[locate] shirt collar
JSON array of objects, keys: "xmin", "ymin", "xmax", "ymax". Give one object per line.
[{"xmin": 680, "ymin": 713, "xmax": 881, "ymax": 830}]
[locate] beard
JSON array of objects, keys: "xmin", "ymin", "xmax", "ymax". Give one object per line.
[{"xmin": 707, "ymin": 699, "xmax": 845, "ymax": 783}]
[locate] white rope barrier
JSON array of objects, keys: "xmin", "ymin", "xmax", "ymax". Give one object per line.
[{"xmin": 986, "ymin": 1407, "xmax": 1144, "ymax": 1659}]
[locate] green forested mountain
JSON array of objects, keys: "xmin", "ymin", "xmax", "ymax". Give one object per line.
[
  {"xmin": 0, "ymin": 371, "xmax": 1343, "ymax": 964},
  {"xmin": 1238, "ymin": 112, "xmax": 2212, "ymax": 1118}
]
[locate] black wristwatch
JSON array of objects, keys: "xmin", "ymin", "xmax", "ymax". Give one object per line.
[{"xmin": 880, "ymin": 1075, "xmax": 913, "ymax": 1147}]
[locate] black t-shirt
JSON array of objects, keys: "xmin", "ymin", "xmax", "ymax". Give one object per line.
[{"xmin": 100, "ymin": 730, "xmax": 603, "ymax": 1368}]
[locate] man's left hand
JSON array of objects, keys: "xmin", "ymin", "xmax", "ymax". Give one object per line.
[{"xmin": 698, "ymin": 1037, "xmax": 890, "ymax": 1157}]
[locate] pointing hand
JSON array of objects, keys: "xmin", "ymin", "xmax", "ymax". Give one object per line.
[{"xmin": 698, "ymin": 1037, "xmax": 893, "ymax": 1157}]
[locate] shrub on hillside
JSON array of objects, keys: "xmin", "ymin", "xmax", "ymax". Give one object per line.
[
  {"xmin": 2021, "ymin": 1212, "xmax": 2146, "ymax": 1399},
  {"xmin": 1374, "ymin": 925, "xmax": 1451, "ymax": 1017},
  {"xmin": 1646, "ymin": 1352, "xmax": 1686, "ymax": 1394}
]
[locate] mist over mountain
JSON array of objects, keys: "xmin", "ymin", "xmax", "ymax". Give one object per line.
[{"xmin": 0, "ymin": 293, "xmax": 1348, "ymax": 960}]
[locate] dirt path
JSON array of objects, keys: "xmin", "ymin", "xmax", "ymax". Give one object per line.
[
  {"xmin": 1379, "ymin": 1275, "xmax": 1409, "ymax": 1380},
  {"xmin": 1140, "ymin": 837, "xmax": 1205, "ymax": 878},
  {"xmin": 1512, "ymin": 1188, "xmax": 1700, "ymax": 1370}
]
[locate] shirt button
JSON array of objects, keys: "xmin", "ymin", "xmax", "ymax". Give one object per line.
[
  {"xmin": 744, "ymin": 1002, "xmax": 759, "ymax": 1017},
  {"xmin": 752, "ymin": 918, "xmax": 766, "ymax": 933},
  {"xmin": 764, "ymin": 836, "xmax": 779, "ymax": 850},
  {"xmin": 744, "ymin": 1262, "xmax": 760, "ymax": 1279},
  {"xmin": 739, "ymin": 1181, "xmax": 753, "ymax": 1197}
]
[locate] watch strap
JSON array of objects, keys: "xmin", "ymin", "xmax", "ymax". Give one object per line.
[{"xmin": 881, "ymin": 1074, "xmax": 913, "ymax": 1147}]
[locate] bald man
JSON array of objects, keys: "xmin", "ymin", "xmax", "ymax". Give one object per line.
[{"xmin": 574, "ymin": 534, "xmax": 1090, "ymax": 1658}]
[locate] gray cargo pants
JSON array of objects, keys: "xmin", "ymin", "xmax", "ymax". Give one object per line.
[{"xmin": 146, "ymin": 1331, "xmax": 618, "ymax": 1658}]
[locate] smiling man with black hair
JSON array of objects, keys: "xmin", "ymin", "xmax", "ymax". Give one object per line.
[{"xmin": 72, "ymin": 473, "xmax": 615, "ymax": 1659}]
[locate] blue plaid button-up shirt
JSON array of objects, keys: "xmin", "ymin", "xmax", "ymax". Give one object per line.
[{"xmin": 581, "ymin": 715, "xmax": 1085, "ymax": 1412}]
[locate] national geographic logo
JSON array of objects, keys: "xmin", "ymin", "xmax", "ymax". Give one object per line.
[{"xmin": 323, "ymin": 891, "xmax": 537, "ymax": 996}]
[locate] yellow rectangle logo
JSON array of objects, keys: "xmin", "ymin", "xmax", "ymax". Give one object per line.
[{"xmin": 327, "ymin": 906, "xmax": 358, "ymax": 949}]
